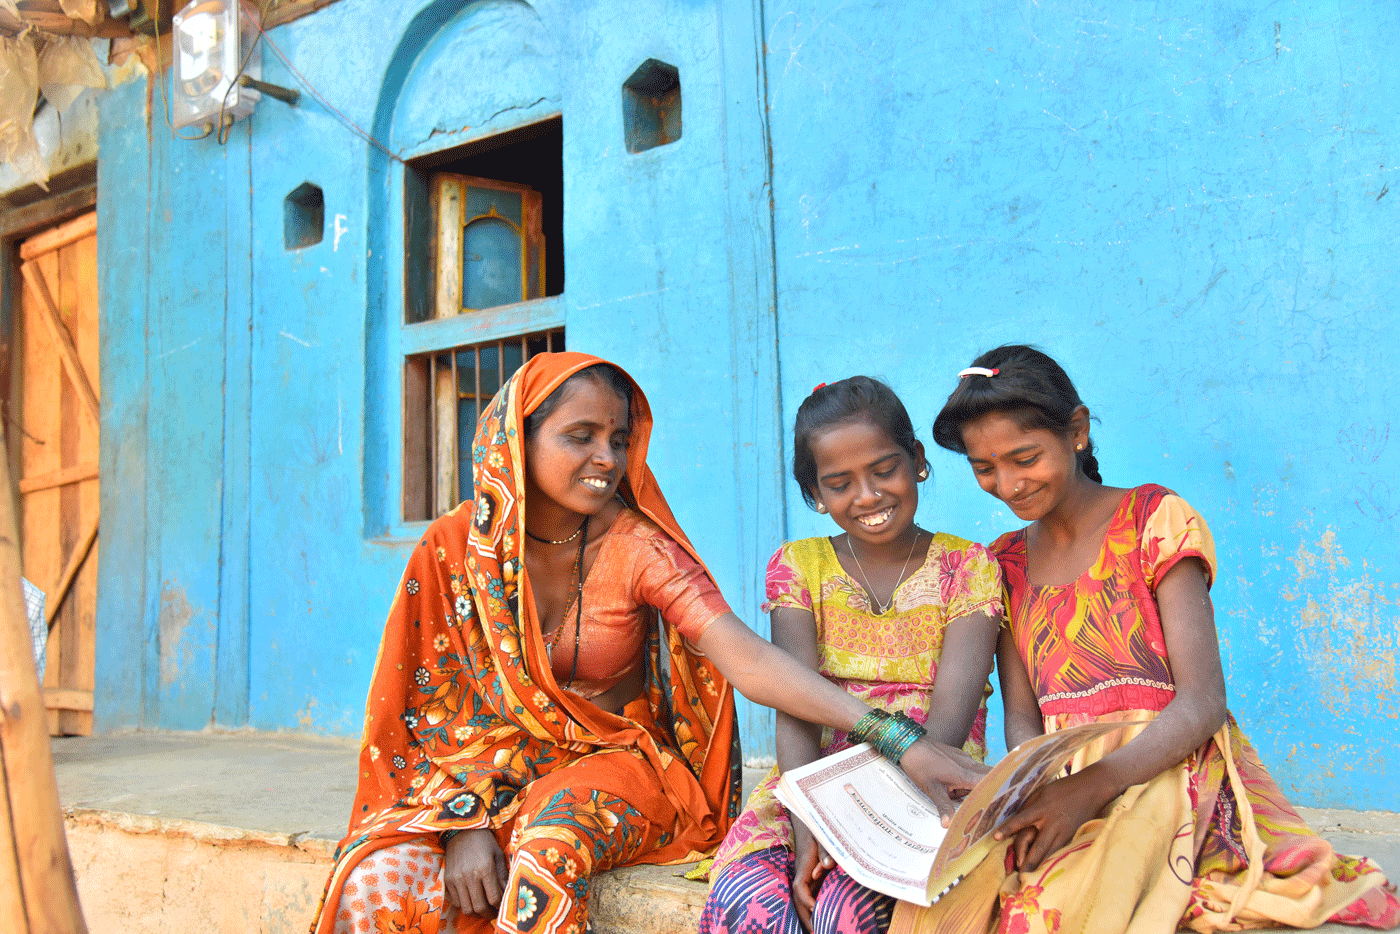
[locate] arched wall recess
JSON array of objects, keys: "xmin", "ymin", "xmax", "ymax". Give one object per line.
[
  {"xmin": 392, "ymin": 1, "xmax": 560, "ymax": 160},
  {"xmin": 363, "ymin": 0, "xmax": 563, "ymax": 535}
]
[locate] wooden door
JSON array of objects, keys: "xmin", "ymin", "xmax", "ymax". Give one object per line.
[{"xmin": 15, "ymin": 212, "xmax": 99, "ymax": 737}]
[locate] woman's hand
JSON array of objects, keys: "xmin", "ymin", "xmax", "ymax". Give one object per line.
[
  {"xmin": 791, "ymin": 823, "xmax": 833, "ymax": 932},
  {"xmin": 899, "ymin": 737, "xmax": 991, "ymax": 825},
  {"xmin": 992, "ymin": 766, "xmax": 1116, "ymax": 872},
  {"xmin": 442, "ymin": 828, "xmax": 510, "ymax": 917}
]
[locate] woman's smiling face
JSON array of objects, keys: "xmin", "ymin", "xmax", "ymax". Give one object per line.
[
  {"xmin": 960, "ymin": 410, "xmax": 1084, "ymax": 521},
  {"xmin": 524, "ymin": 376, "xmax": 631, "ymax": 519},
  {"xmin": 808, "ymin": 418, "xmax": 922, "ymax": 547}
]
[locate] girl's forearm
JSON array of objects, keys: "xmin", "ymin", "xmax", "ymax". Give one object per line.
[
  {"xmin": 922, "ymin": 609, "xmax": 1001, "ymax": 749},
  {"xmin": 1084, "ymin": 692, "xmax": 1226, "ymax": 798},
  {"xmin": 1004, "ymin": 712, "xmax": 1045, "ymax": 751},
  {"xmin": 776, "ymin": 711, "xmax": 823, "ymax": 774},
  {"xmin": 996, "ymin": 630, "xmax": 1047, "ymax": 751}
]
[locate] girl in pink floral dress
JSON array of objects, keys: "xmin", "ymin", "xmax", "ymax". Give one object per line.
[{"xmin": 701, "ymin": 377, "xmax": 1004, "ymax": 934}]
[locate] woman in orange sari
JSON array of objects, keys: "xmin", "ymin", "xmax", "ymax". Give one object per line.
[{"xmin": 312, "ymin": 353, "xmax": 986, "ymax": 934}]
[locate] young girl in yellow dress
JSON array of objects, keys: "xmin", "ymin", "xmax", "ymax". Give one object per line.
[
  {"xmin": 896, "ymin": 345, "xmax": 1400, "ymax": 934},
  {"xmin": 702, "ymin": 376, "xmax": 1004, "ymax": 934}
]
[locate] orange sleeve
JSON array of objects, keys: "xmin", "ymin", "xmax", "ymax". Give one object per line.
[
  {"xmin": 1141, "ymin": 494, "xmax": 1217, "ymax": 590},
  {"xmin": 631, "ymin": 528, "xmax": 733, "ymax": 642}
]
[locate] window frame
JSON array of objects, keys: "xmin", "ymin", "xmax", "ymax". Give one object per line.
[
  {"xmin": 381, "ymin": 122, "xmax": 565, "ymax": 537},
  {"xmin": 401, "ymin": 327, "xmax": 564, "ymax": 522}
]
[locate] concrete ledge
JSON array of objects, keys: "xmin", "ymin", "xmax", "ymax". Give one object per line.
[
  {"xmin": 63, "ymin": 804, "xmax": 709, "ymax": 934},
  {"xmin": 65, "ymin": 808, "xmax": 334, "ymax": 934},
  {"xmin": 591, "ymin": 863, "xmax": 708, "ymax": 934},
  {"xmin": 53, "ymin": 734, "xmax": 1400, "ymax": 934},
  {"xmin": 65, "ymin": 806, "xmax": 338, "ymax": 858}
]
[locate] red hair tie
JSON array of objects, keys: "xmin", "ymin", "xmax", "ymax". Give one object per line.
[{"xmin": 812, "ymin": 382, "xmax": 828, "ymax": 392}]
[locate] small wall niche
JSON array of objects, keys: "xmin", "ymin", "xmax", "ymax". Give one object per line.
[
  {"xmin": 622, "ymin": 59, "xmax": 681, "ymax": 154},
  {"xmin": 284, "ymin": 182, "xmax": 324, "ymax": 250}
]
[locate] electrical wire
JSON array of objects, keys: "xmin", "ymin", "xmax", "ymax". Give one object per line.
[
  {"xmin": 249, "ymin": 16, "xmax": 402, "ymax": 163},
  {"xmin": 214, "ymin": 0, "xmax": 264, "ymax": 145},
  {"xmin": 147, "ymin": 0, "xmax": 401, "ymax": 160}
]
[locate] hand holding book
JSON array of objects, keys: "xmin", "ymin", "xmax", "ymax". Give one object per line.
[
  {"xmin": 991, "ymin": 758, "xmax": 1122, "ymax": 872},
  {"xmin": 775, "ymin": 720, "xmax": 1143, "ymax": 906},
  {"xmin": 897, "ymin": 738, "xmax": 992, "ymax": 825}
]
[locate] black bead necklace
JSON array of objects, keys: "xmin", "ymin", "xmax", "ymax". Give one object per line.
[{"xmin": 543, "ymin": 515, "xmax": 589, "ymax": 689}]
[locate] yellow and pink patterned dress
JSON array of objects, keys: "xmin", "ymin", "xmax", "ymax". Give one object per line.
[
  {"xmin": 920, "ymin": 484, "xmax": 1399, "ymax": 933},
  {"xmin": 711, "ymin": 532, "xmax": 1004, "ymax": 877}
]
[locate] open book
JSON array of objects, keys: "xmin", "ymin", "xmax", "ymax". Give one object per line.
[{"xmin": 773, "ymin": 720, "xmax": 1139, "ymax": 905}]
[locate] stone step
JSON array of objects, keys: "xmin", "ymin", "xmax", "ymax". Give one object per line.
[
  {"xmin": 53, "ymin": 732, "xmax": 719, "ymax": 934},
  {"xmin": 62, "ymin": 806, "xmax": 708, "ymax": 934},
  {"xmin": 64, "ymin": 808, "xmax": 336, "ymax": 934},
  {"xmin": 53, "ymin": 732, "xmax": 1400, "ymax": 934}
]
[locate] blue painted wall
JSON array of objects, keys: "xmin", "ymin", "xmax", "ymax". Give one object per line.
[{"xmin": 94, "ymin": 0, "xmax": 1399, "ymax": 809}]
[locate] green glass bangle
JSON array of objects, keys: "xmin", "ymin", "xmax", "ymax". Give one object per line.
[
  {"xmin": 888, "ymin": 725, "xmax": 925, "ymax": 764},
  {"xmin": 849, "ymin": 709, "xmax": 890, "ymax": 744},
  {"xmin": 852, "ymin": 710, "xmax": 927, "ymax": 763},
  {"xmin": 868, "ymin": 712, "xmax": 926, "ymax": 764}
]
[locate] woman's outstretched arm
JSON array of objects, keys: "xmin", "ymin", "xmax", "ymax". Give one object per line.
[
  {"xmin": 994, "ymin": 558, "xmax": 1226, "ymax": 870},
  {"xmin": 696, "ymin": 612, "xmax": 990, "ymax": 820}
]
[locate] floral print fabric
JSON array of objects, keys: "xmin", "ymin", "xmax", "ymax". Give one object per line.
[
  {"xmin": 709, "ymin": 533, "xmax": 1002, "ymax": 878},
  {"xmin": 311, "ymin": 352, "xmax": 742, "ymax": 934},
  {"xmin": 994, "ymin": 485, "xmax": 1215, "ymax": 719},
  {"xmin": 332, "ymin": 782, "xmax": 662, "ymax": 934}
]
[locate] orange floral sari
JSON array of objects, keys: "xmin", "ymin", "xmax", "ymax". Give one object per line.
[{"xmin": 311, "ymin": 352, "xmax": 741, "ymax": 934}]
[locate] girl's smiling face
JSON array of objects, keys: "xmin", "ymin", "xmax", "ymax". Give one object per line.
[
  {"xmin": 960, "ymin": 409, "xmax": 1086, "ymax": 521},
  {"xmin": 524, "ymin": 377, "xmax": 631, "ymax": 519},
  {"xmin": 808, "ymin": 418, "xmax": 923, "ymax": 547}
]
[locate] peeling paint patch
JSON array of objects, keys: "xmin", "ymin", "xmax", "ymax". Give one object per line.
[
  {"xmin": 297, "ymin": 697, "xmax": 319, "ymax": 731},
  {"xmin": 159, "ymin": 582, "xmax": 195, "ymax": 689},
  {"xmin": 1283, "ymin": 530, "xmax": 1399, "ymax": 723}
]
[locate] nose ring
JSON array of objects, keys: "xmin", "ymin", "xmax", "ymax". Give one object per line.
[{"xmin": 1015, "ymin": 482, "xmax": 1024, "ymax": 494}]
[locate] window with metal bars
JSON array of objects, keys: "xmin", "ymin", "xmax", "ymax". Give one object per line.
[
  {"xmin": 400, "ymin": 119, "xmax": 564, "ymax": 523},
  {"xmin": 402, "ymin": 328, "xmax": 565, "ymax": 521}
]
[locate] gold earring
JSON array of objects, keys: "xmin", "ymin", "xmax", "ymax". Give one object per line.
[
  {"xmin": 1076, "ymin": 443, "xmax": 1084, "ymax": 451},
  {"xmin": 917, "ymin": 466, "xmax": 929, "ymax": 481},
  {"xmin": 815, "ymin": 502, "xmax": 828, "ymax": 514}
]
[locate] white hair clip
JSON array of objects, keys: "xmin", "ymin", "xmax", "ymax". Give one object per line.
[{"xmin": 958, "ymin": 366, "xmax": 999, "ymax": 379}]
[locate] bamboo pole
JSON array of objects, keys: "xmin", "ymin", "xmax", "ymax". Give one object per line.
[{"xmin": 0, "ymin": 432, "xmax": 87, "ymax": 933}]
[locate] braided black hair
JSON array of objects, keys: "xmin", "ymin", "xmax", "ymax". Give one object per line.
[{"xmin": 931, "ymin": 345, "xmax": 1101, "ymax": 483}]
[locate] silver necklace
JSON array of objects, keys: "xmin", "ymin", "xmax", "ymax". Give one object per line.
[{"xmin": 846, "ymin": 529, "xmax": 922, "ymax": 615}]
